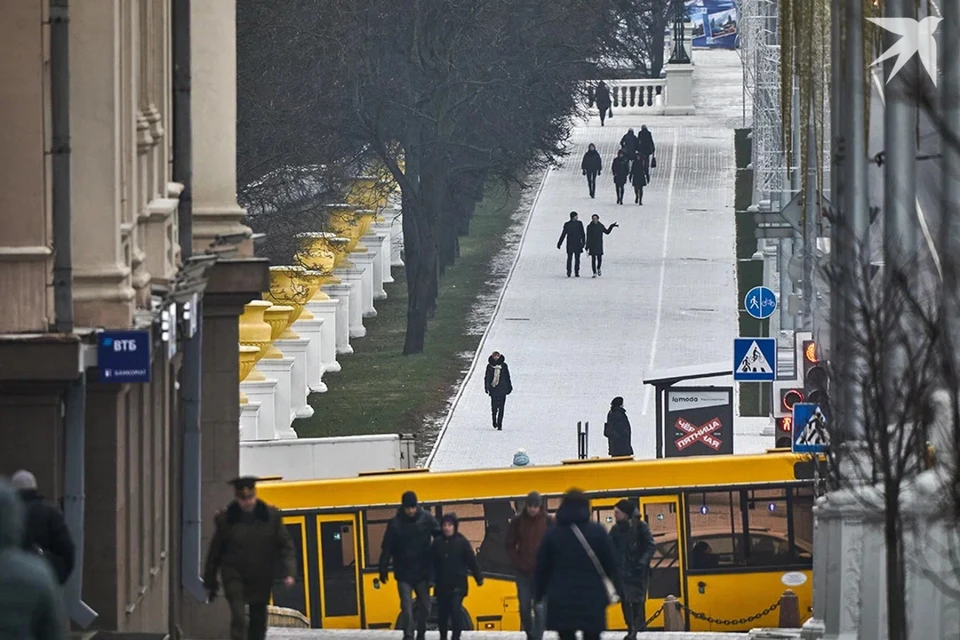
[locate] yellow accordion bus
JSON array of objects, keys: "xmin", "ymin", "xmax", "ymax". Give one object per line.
[{"xmin": 257, "ymin": 450, "xmax": 818, "ymax": 632}]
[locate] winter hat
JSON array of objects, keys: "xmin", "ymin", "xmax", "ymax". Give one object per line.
[
  {"xmin": 401, "ymin": 491, "xmax": 418, "ymax": 508},
  {"xmin": 524, "ymin": 491, "xmax": 542, "ymax": 508},
  {"xmin": 615, "ymin": 499, "xmax": 636, "ymax": 515},
  {"xmin": 611, "ymin": 396, "xmax": 624, "ymax": 407},
  {"xmin": 512, "ymin": 449, "xmax": 530, "ymax": 467},
  {"xmin": 10, "ymin": 470, "xmax": 37, "ymax": 490},
  {"xmin": 441, "ymin": 513, "xmax": 459, "ymax": 528}
]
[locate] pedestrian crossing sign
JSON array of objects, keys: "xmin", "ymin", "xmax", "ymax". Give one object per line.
[
  {"xmin": 792, "ymin": 403, "xmax": 829, "ymax": 453},
  {"xmin": 733, "ymin": 338, "xmax": 777, "ymax": 382}
]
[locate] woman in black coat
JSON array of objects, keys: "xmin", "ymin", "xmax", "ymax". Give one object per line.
[
  {"xmin": 585, "ymin": 214, "xmax": 618, "ymax": 277},
  {"xmin": 581, "ymin": 144, "xmax": 603, "ymax": 198},
  {"xmin": 484, "ymin": 351, "xmax": 513, "ymax": 430},
  {"xmin": 629, "ymin": 158, "xmax": 647, "ymax": 205},
  {"xmin": 595, "ymin": 81, "xmax": 612, "ymax": 126},
  {"xmin": 604, "ymin": 396, "xmax": 634, "ymax": 456},
  {"xmin": 431, "ymin": 513, "xmax": 483, "ymax": 640},
  {"xmin": 534, "ymin": 490, "xmax": 620, "ymax": 640},
  {"xmin": 611, "ymin": 150, "xmax": 630, "ymax": 205}
]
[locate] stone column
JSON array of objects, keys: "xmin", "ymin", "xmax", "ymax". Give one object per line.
[
  {"xmin": 292, "ymin": 317, "xmax": 326, "ymax": 393},
  {"xmin": 276, "ymin": 337, "xmax": 312, "ymax": 420},
  {"xmin": 361, "ymin": 233, "xmax": 388, "ymax": 299},
  {"xmin": 238, "ymin": 401, "xmax": 261, "ymax": 440},
  {"xmin": 664, "ymin": 63, "xmax": 696, "ymax": 116},
  {"xmin": 350, "ymin": 250, "xmax": 378, "ymax": 318},
  {"xmin": 372, "ymin": 220, "xmax": 395, "ymax": 285},
  {"xmin": 322, "ymin": 283, "xmax": 353, "ymax": 354},
  {"xmin": 189, "ymin": 0, "xmax": 252, "ymax": 256},
  {"xmin": 333, "ymin": 267, "xmax": 366, "ymax": 338},
  {"xmin": 303, "ymin": 290, "xmax": 340, "ymax": 373},
  {"xmin": 257, "ymin": 355, "xmax": 295, "ymax": 439},
  {"xmin": 70, "ymin": 0, "xmax": 137, "ymax": 327}
]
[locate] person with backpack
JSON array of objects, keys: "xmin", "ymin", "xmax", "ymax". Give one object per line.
[{"xmin": 431, "ymin": 513, "xmax": 484, "ymax": 640}]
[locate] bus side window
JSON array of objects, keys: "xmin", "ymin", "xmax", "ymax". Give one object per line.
[
  {"xmin": 744, "ymin": 488, "xmax": 790, "ymax": 567},
  {"xmin": 789, "ymin": 486, "xmax": 814, "ymax": 565},
  {"xmin": 364, "ymin": 508, "xmax": 396, "ymax": 567},
  {"xmin": 440, "ymin": 500, "xmax": 515, "ymax": 576},
  {"xmin": 687, "ymin": 490, "xmax": 745, "ymax": 569}
]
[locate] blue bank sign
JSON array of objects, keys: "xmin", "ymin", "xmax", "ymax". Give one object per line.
[{"xmin": 98, "ymin": 330, "xmax": 151, "ymax": 383}]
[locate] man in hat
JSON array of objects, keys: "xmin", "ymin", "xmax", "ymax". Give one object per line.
[
  {"xmin": 505, "ymin": 491, "xmax": 553, "ymax": 640},
  {"xmin": 378, "ymin": 491, "xmax": 440, "ymax": 640},
  {"xmin": 609, "ymin": 499, "xmax": 656, "ymax": 638},
  {"xmin": 203, "ymin": 476, "xmax": 296, "ymax": 640}
]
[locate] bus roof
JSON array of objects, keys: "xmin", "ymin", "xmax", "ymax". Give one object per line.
[{"xmin": 256, "ymin": 451, "xmax": 814, "ymax": 512}]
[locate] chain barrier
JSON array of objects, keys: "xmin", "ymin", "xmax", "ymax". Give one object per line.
[
  {"xmin": 675, "ymin": 599, "xmax": 781, "ymax": 627},
  {"xmin": 643, "ymin": 604, "xmax": 664, "ymax": 628}
]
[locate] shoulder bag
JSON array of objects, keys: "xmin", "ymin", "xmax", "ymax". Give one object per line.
[{"xmin": 570, "ymin": 524, "xmax": 620, "ymax": 605}]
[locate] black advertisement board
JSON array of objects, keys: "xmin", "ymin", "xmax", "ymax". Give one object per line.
[{"xmin": 664, "ymin": 386, "xmax": 734, "ymax": 457}]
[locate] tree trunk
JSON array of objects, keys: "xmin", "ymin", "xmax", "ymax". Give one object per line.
[{"xmin": 401, "ymin": 197, "xmax": 437, "ymax": 354}]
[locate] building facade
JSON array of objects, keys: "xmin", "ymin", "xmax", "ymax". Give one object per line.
[{"xmin": 0, "ymin": 1, "xmax": 265, "ymax": 636}]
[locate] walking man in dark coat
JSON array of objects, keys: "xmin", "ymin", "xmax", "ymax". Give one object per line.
[
  {"xmin": 629, "ymin": 158, "xmax": 647, "ymax": 205},
  {"xmin": 431, "ymin": 513, "xmax": 484, "ymax": 640},
  {"xmin": 203, "ymin": 476, "xmax": 296, "ymax": 640},
  {"xmin": 585, "ymin": 215, "xmax": 618, "ymax": 277},
  {"xmin": 11, "ymin": 469, "xmax": 76, "ymax": 585},
  {"xmin": 620, "ymin": 128, "xmax": 640, "ymax": 165},
  {"xmin": 505, "ymin": 492, "xmax": 553, "ymax": 640},
  {"xmin": 637, "ymin": 125, "xmax": 656, "ymax": 183},
  {"xmin": 557, "ymin": 211, "xmax": 586, "ymax": 277},
  {"xmin": 610, "ymin": 499, "xmax": 656, "ymax": 638},
  {"xmin": 611, "ymin": 150, "xmax": 630, "ymax": 205},
  {"xmin": 581, "ymin": 144, "xmax": 603, "ymax": 198},
  {"xmin": 379, "ymin": 491, "xmax": 440, "ymax": 640},
  {"xmin": 594, "ymin": 81, "xmax": 612, "ymax": 126},
  {"xmin": 484, "ymin": 351, "xmax": 513, "ymax": 430},
  {"xmin": 534, "ymin": 489, "xmax": 620, "ymax": 640},
  {"xmin": 604, "ymin": 396, "xmax": 634, "ymax": 456}
]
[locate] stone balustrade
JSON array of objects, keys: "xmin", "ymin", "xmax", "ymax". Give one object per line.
[{"xmin": 585, "ymin": 59, "xmax": 697, "ymax": 118}]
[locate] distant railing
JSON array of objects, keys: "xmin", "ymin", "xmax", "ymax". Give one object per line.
[{"xmin": 586, "ymin": 78, "xmax": 666, "ymax": 114}]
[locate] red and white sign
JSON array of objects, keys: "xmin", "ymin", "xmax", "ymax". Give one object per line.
[{"xmin": 674, "ymin": 417, "xmax": 723, "ymax": 451}]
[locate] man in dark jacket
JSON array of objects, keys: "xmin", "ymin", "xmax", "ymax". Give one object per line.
[
  {"xmin": 585, "ymin": 215, "xmax": 618, "ymax": 277},
  {"xmin": 534, "ymin": 489, "xmax": 620, "ymax": 640},
  {"xmin": 610, "ymin": 499, "xmax": 656, "ymax": 638},
  {"xmin": 620, "ymin": 128, "xmax": 639, "ymax": 164},
  {"xmin": 611, "ymin": 150, "xmax": 630, "ymax": 205},
  {"xmin": 581, "ymin": 143, "xmax": 602, "ymax": 198},
  {"xmin": 0, "ymin": 477, "xmax": 66, "ymax": 640},
  {"xmin": 431, "ymin": 513, "xmax": 483, "ymax": 640},
  {"xmin": 505, "ymin": 492, "xmax": 553, "ymax": 640},
  {"xmin": 557, "ymin": 211, "xmax": 586, "ymax": 277},
  {"xmin": 379, "ymin": 491, "xmax": 440, "ymax": 640},
  {"xmin": 594, "ymin": 81, "xmax": 611, "ymax": 126},
  {"xmin": 484, "ymin": 351, "xmax": 513, "ymax": 430},
  {"xmin": 203, "ymin": 476, "xmax": 296, "ymax": 640},
  {"xmin": 637, "ymin": 125, "xmax": 656, "ymax": 182},
  {"xmin": 604, "ymin": 396, "xmax": 634, "ymax": 457},
  {"xmin": 11, "ymin": 469, "xmax": 75, "ymax": 585}
]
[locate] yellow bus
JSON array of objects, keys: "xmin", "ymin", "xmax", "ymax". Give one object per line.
[{"xmin": 257, "ymin": 451, "xmax": 817, "ymax": 632}]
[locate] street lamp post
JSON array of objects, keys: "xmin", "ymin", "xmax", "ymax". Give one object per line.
[{"xmin": 668, "ymin": 1, "xmax": 690, "ymax": 65}]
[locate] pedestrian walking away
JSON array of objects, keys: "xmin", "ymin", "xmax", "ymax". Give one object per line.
[
  {"xmin": 11, "ymin": 469, "xmax": 76, "ymax": 585},
  {"xmin": 611, "ymin": 150, "xmax": 630, "ymax": 205},
  {"xmin": 629, "ymin": 157, "xmax": 647, "ymax": 205},
  {"xmin": 637, "ymin": 124, "xmax": 656, "ymax": 183},
  {"xmin": 203, "ymin": 476, "xmax": 296, "ymax": 640},
  {"xmin": 610, "ymin": 499, "xmax": 656, "ymax": 638},
  {"xmin": 557, "ymin": 211, "xmax": 586, "ymax": 277},
  {"xmin": 581, "ymin": 143, "xmax": 602, "ymax": 198},
  {"xmin": 534, "ymin": 489, "xmax": 621, "ymax": 640},
  {"xmin": 378, "ymin": 491, "xmax": 440, "ymax": 640},
  {"xmin": 484, "ymin": 351, "xmax": 513, "ymax": 430},
  {"xmin": 604, "ymin": 396, "xmax": 634, "ymax": 457},
  {"xmin": 505, "ymin": 491, "xmax": 554, "ymax": 640},
  {"xmin": 594, "ymin": 81, "xmax": 612, "ymax": 126},
  {"xmin": 0, "ymin": 477, "xmax": 67, "ymax": 640},
  {"xmin": 620, "ymin": 128, "xmax": 639, "ymax": 167},
  {"xmin": 585, "ymin": 215, "xmax": 618, "ymax": 277},
  {"xmin": 431, "ymin": 513, "xmax": 484, "ymax": 640}
]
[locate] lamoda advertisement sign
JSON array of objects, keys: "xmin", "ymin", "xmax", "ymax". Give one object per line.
[{"xmin": 665, "ymin": 386, "xmax": 734, "ymax": 457}]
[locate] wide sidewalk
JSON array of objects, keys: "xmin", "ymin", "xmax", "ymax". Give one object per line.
[{"xmin": 428, "ymin": 50, "xmax": 765, "ymax": 471}]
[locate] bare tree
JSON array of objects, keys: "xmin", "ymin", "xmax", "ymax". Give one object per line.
[{"xmin": 598, "ymin": 0, "xmax": 683, "ymax": 78}]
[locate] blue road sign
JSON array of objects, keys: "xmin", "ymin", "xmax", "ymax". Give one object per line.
[
  {"xmin": 744, "ymin": 285, "xmax": 778, "ymax": 320},
  {"xmin": 733, "ymin": 337, "xmax": 777, "ymax": 382},
  {"xmin": 792, "ymin": 403, "xmax": 828, "ymax": 453},
  {"xmin": 98, "ymin": 330, "xmax": 151, "ymax": 383}
]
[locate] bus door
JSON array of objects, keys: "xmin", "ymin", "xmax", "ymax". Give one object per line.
[
  {"xmin": 275, "ymin": 516, "xmax": 311, "ymax": 622},
  {"xmin": 314, "ymin": 514, "xmax": 362, "ymax": 628},
  {"xmin": 638, "ymin": 496, "xmax": 684, "ymax": 626}
]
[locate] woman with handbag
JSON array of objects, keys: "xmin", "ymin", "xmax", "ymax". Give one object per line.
[{"xmin": 534, "ymin": 489, "xmax": 621, "ymax": 640}]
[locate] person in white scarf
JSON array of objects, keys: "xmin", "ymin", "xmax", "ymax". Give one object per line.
[{"xmin": 484, "ymin": 351, "xmax": 514, "ymax": 430}]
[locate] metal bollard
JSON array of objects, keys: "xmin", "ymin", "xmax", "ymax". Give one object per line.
[
  {"xmin": 663, "ymin": 595, "xmax": 685, "ymax": 631},
  {"xmin": 778, "ymin": 589, "xmax": 801, "ymax": 628}
]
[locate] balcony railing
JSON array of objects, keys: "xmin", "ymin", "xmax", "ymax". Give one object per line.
[{"xmin": 586, "ymin": 78, "xmax": 667, "ymax": 115}]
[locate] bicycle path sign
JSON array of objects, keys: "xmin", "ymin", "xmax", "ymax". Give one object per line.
[{"xmin": 744, "ymin": 285, "xmax": 777, "ymax": 320}]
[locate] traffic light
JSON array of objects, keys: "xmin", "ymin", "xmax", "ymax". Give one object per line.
[
  {"xmin": 780, "ymin": 387, "xmax": 804, "ymax": 413},
  {"xmin": 801, "ymin": 340, "xmax": 829, "ymax": 410},
  {"xmin": 775, "ymin": 417, "xmax": 793, "ymax": 447}
]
